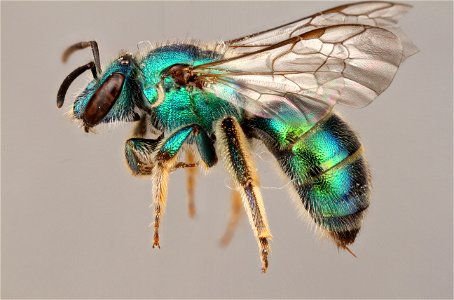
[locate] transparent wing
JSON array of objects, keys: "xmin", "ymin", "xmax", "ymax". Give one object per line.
[
  {"xmin": 193, "ymin": 24, "xmax": 409, "ymax": 126},
  {"xmin": 225, "ymin": 1, "xmax": 418, "ymax": 61}
]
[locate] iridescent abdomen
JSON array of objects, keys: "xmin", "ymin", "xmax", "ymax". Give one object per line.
[{"xmin": 248, "ymin": 113, "xmax": 371, "ymax": 247}]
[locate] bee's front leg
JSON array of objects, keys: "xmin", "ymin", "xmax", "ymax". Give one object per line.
[
  {"xmin": 124, "ymin": 135, "xmax": 163, "ymax": 176},
  {"xmin": 216, "ymin": 117, "xmax": 272, "ymax": 273}
]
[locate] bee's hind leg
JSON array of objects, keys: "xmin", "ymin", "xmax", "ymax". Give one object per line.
[
  {"xmin": 216, "ymin": 117, "xmax": 272, "ymax": 273},
  {"xmin": 220, "ymin": 190, "xmax": 242, "ymax": 246}
]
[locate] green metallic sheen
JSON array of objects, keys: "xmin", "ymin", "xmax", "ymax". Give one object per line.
[
  {"xmin": 249, "ymin": 112, "xmax": 370, "ymax": 237},
  {"xmin": 153, "ymin": 88, "xmax": 240, "ymax": 132},
  {"xmin": 292, "ymin": 130, "xmax": 349, "ymax": 172},
  {"xmin": 249, "ymin": 105, "xmax": 314, "ymax": 149},
  {"xmin": 138, "ymin": 44, "xmax": 242, "ymax": 133},
  {"xmin": 159, "ymin": 126, "xmax": 194, "ymax": 158},
  {"xmin": 195, "ymin": 129, "xmax": 218, "ymax": 167}
]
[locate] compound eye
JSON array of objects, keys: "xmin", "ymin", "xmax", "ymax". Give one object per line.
[{"xmin": 83, "ymin": 73, "xmax": 125, "ymax": 127}]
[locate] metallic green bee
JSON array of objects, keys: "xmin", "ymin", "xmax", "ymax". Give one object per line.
[{"xmin": 57, "ymin": 2, "xmax": 417, "ymax": 272}]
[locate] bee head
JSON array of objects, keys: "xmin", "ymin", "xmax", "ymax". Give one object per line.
[{"xmin": 57, "ymin": 42, "xmax": 143, "ymax": 132}]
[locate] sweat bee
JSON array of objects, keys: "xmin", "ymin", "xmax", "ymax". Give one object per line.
[{"xmin": 56, "ymin": 1, "xmax": 417, "ymax": 272}]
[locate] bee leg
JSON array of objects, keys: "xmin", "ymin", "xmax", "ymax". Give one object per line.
[
  {"xmin": 220, "ymin": 190, "xmax": 242, "ymax": 246},
  {"xmin": 171, "ymin": 161, "xmax": 197, "ymax": 171},
  {"xmin": 185, "ymin": 150, "xmax": 197, "ymax": 218},
  {"xmin": 168, "ymin": 133, "xmax": 217, "ymax": 219},
  {"xmin": 170, "ymin": 153, "xmax": 198, "ymax": 218},
  {"xmin": 181, "ymin": 132, "xmax": 218, "ymax": 218},
  {"xmin": 124, "ymin": 135, "xmax": 163, "ymax": 176},
  {"xmin": 151, "ymin": 125, "xmax": 211, "ymax": 248},
  {"xmin": 195, "ymin": 127, "xmax": 218, "ymax": 168},
  {"xmin": 216, "ymin": 117, "xmax": 272, "ymax": 273},
  {"xmin": 131, "ymin": 113, "xmax": 149, "ymax": 137}
]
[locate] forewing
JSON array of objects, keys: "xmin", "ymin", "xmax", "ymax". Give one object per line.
[
  {"xmin": 226, "ymin": 1, "xmax": 417, "ymax": 61},
  {"xmin": 195, "ymin": 25, "xmax": 405, "ymax": 126}
]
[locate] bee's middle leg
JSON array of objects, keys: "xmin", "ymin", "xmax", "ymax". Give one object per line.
[
  {"xmin": 182, "ymin": 129, "xmax": 219, "ymax": 218},
  {"xmin": 151, "ymin": 125, "xmax": 217, "ymax": 248},
  {"xmin": 185, "ymin": 150, "xmax": 197, "ymax": 218}
]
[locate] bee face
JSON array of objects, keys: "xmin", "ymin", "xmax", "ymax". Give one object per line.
[
  {"xmin": 57, "ymin": 45, "xmax": 142, "ymax": 132},
  {"xmin": 72, "ymin": 54, "xmax": 140, "ymax": 132}
]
